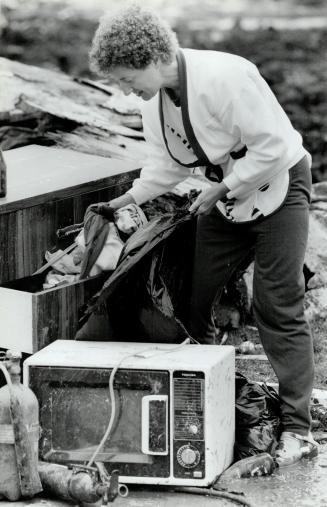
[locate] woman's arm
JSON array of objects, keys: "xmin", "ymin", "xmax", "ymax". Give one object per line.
[{"xmin": 109, "ymin": 192, "xmax": 136, "ymax": 209}]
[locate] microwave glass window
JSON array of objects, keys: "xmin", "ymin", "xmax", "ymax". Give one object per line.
[
  {"xmin": 50, "ymin": 386, "xmax": 148, "ymax": 462},
  {"xmin": 30, "ymin": 367, "xmax": 171, "ymax": 474}
]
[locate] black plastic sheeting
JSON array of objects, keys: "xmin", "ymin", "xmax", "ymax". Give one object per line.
[
  {"xmin": 76, "ymin": 196, "xmax": 197, "ymax": 343},
  {"xmin": 234, "ymin": 373, "xmax": 281, "ymax": 461}
]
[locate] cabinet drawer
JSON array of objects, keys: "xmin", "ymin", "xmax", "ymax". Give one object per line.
[{"xmin": 0, "ymin": 272, "xmax": 107, "ymax": 353}]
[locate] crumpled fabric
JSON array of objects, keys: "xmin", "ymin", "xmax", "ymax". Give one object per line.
[
  {"xmin": 79, "ymin": 206, "xmax": 114, "ymax": 279},
  {"xmin": 76, "ymin": 222, "xmax": 124, "ymax": 277},
  {"xmin": 43, "ymin": 271, "xmax": 79, "ymax": 290},
  {"xmin": 78, "ymin": 203, "xmax": 147, "ymax": 278},
  {"xmin": 55, "ymin": 203, "xmax": 148, "ymax": 280},
  {"xmin": 114, "ymin": 203, "xmax": 148, "ymax": 235},
  {"xmin": 44, "ymin": 249, "xmax": 81, "ymax": 275},
  {"xmin": 89, "ymin": 203, "xmax": 148, "ymax": 235}
]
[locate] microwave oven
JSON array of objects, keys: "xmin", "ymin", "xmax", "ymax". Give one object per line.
[{"xmin": 24, "ymin": 340, "xmax": 235, "ymax": 486}]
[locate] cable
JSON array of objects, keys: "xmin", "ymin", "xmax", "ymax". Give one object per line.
[
  {"xmin": 174, "ymin": 487, "xmax": 254, "ymax": 507},
  {"xmin": 85, "ymin": 339, "xmax": 254, "ymax": 506},
  {"xmin": 86, "ymin": 352, "xmax": 133, "ymax": 468},
  {"xmin": 133, "ymin": 338, "xmax": 191, "ymax": 360},
  {"xmin": 86, "ymin": 339, "xmax": 191, "ymax": 468},
  {"xmin": 84, "ymin": 340, "xmax": 255, "ymax": 506}
]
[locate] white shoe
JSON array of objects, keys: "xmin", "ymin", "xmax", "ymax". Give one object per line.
[{"xmin": 275, "ymin": 431, "xmax": 319, "ymax": 467}]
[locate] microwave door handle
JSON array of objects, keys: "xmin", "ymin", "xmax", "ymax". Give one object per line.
[{"xmin": 141, "ymin": 395, "xmax": 168, "ymax": 456}]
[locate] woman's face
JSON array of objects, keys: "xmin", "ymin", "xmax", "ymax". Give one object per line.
[{"xmin": 109, "ymin": 63, "xmax": 163, "ymax": 101}]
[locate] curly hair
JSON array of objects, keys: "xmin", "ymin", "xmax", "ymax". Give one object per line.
[{"xmin": 89, "ymin": 4, "xmax": 179, "ymax": 75}]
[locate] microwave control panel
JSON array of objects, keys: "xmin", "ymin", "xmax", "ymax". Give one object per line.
[{"xmin": 173, "ymin": 371, "xmax": 205, "ymax": 479}]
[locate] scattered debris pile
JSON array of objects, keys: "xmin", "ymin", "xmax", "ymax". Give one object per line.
[{"xmin": 0, "ymin": 57, "xmax": 147, "ymax": 162}]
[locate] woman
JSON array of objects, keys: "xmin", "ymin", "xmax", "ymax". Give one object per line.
[{"xmin": 89, "ymin": 5, "xmax": 318, "ymax": 466}]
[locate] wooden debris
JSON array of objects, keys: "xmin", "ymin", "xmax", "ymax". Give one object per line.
[
  {"xmin": 0, "ymin": 57, "xmax": 146, "ymax": 162},
  {"xmin": 236, "ymin": 355, "xmax": 269, "ymax": 361},
  {"xmin": 45, "ymin": 126, "xmax": 149, "ymax": 162}
]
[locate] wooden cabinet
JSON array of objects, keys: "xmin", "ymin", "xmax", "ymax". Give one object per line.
[
  {"xmin": 0, "ymin": 144, "xmax": 140, "ymax": 352},
  {"xmin": 0, "ymin": 145, "xmax": 140, "ymax": 282}
]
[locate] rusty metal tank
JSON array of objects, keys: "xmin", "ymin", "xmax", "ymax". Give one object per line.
[{"xmin": 0, "ymin": 350, "xmax": 42, "ymax": 500}]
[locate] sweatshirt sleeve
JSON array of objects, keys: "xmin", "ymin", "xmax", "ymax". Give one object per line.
[
  {"xmin": 219, "ymin": 67, "xmax": 297, "ymax": 199},
  {"xmin": 127, "ymin": 98, "xmax": 192, "ymax": 205}
]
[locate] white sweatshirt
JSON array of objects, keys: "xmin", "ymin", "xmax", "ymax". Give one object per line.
[{"xmin": 127, "ymin": 48, "xmax": 310, "ymax": 222}]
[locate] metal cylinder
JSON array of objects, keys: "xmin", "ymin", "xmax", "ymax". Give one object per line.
[
  {"xmin": 0, "ymin": 352, "xmax": 41, "ymax": 500},
  {"xmin": 38, "ymin": 462, "xmax": 103, "ymax": 503}
]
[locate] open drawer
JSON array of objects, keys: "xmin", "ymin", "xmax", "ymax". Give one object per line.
[{"xmin": 0, "ymin": 272, "xmax": 107, "ymax": 353}]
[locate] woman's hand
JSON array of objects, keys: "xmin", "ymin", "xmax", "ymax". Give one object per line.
[
  {"xmin": 189, "ymin": 182, "xmax": 229, "ymax": 215},
  {"xmin": 93, "ymin": 192, "xmax": 136, "ymax": 218},
  {"xmin": 108, "ymin": 192, "xmax": 136, "ymax": 210}
]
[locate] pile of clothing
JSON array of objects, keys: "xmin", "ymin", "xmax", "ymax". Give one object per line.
[{"xmin": 42, "ymin": 204, "xmax": 148, "ymax": 289}]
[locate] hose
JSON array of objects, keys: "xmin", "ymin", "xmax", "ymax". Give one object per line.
[{"xmin": 174, "ymin": 487, "xmax": 254, "ymax": 507}]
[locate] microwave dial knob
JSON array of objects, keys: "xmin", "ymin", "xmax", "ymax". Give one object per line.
[
  {"xmin": 177, "ymin": 445, "xmax": 200, "ymax": 468},
  {"xmin": 188, "ymin": 424, "xmax": 198, "ymax": 435}
]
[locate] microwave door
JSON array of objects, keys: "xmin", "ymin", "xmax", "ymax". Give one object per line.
[
  {"xmin": 32, "ymin": 367, "xmax": 171, "ymax": 477},
  {"xmin": 141, "ymin": 395, "xmax": 168, "ymax": 456}
]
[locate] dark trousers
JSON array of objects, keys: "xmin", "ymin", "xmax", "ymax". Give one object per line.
[{"xmin": 189, "ymin": 156, "xmax": 314, "ymax": 435}]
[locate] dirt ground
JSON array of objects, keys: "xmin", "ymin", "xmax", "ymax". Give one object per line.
[{"xmin": 1, "ymin": 443, "xmax": 327, "ymax": 507}]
